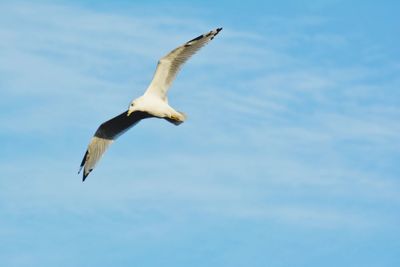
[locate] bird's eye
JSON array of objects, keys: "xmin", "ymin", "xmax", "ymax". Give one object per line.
[{"xmin": 130, "ymin": 103, "xmax": 134, "ymax": 107}]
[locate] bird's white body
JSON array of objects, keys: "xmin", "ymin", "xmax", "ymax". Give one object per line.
[{"xmin": 128, "ymin": 93, "xmax": 186, "ymax": 122}]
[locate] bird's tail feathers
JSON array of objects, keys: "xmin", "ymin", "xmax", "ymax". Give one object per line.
[
  {"xmin": 178, "ymin": 111, "xmax": 187, "ymax": 121},
  {"xmin": 165, "ymin": 111, "xmax": 187, "ymax": 126}
]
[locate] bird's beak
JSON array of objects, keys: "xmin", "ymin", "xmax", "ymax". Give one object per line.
[{"xmin": 127, "ymin": 110, "xmax": 133, "ymax": 116}]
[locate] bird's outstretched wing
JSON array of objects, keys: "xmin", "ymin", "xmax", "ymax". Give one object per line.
[
  {"xmin": 79, "ymin": 111, "xmax": 153, "ymax": 181},
  {"xmin": 145, "ymin": 27, "xmax": 222, "ymax": 100}
]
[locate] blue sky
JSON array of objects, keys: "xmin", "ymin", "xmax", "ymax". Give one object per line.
[{"xmin": 0, "ymin": 0, "xmax": 399, "ymax": 266}]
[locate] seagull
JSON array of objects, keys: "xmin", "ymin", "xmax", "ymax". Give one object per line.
[{"xmin": 79, "ymin": 27, "xmax": 222, "ymax": 181}]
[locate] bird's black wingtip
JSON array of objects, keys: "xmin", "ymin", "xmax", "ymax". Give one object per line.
[
  {"xmin": 82, "ymin": 172, "xmax": 88, "ymax": 182},
  {"xmin": 82, "ymin": 169, "xmax": 92, "ymax": 182},
  {"xmin": 79, "ymin": 150, "xmax": 88, "ymax": 173},
  {"xmin": 210, "ymin": 28, "xmax": 222, "ymax": 40}
]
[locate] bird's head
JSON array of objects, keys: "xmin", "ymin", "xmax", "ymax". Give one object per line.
[{"xmin": 127, "ymin": 100, "xmax": 137, "ymax": 116}]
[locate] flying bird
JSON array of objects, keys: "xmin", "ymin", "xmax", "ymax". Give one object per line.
[{"xmin": 79, "ymin": 28, "xmax": 222, "ymax": 181}]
